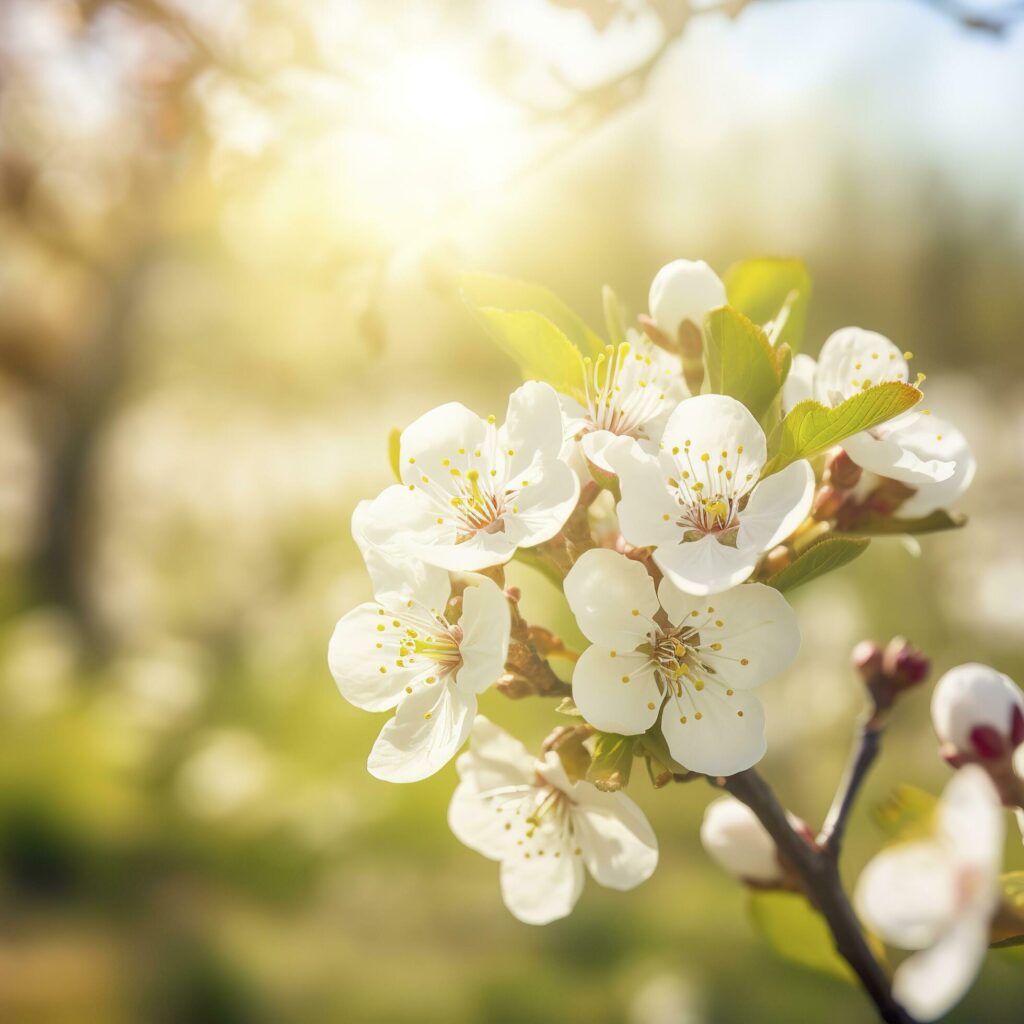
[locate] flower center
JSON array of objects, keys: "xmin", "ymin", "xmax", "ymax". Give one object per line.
[
  {"xmin": 581, "ymin": 342, "xmax": 667, "ymax": 440},
  {"xmin": 664, "ymin": 442, "xmax": 757, "ymax": 537}
]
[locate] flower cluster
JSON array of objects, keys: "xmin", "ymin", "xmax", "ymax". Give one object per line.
[{"xmin": 329, "ymin": 257, "xmax": 979, "ymax": 929}]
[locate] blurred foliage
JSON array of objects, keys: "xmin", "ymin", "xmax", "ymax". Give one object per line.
[{"xmin": 1, "ymin": 1, "xmax": 1024, "ymax": 1022}]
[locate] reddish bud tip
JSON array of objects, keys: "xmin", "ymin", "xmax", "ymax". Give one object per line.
[
  {"xmin": 970, "ymin": 725, "xmax": 1007, "ymax": 760},
  {"xmin": 1012, "ymin": 705, "xmax": 1024, "ymax": 747},
  {"xmin": 883, "ymin": 637, "xmax": 930, "ymax": 688}
]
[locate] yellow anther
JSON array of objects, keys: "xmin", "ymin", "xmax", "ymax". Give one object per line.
[{"xmin": 694, "ymin": 711, "xmax": 703, "ymax": 720}]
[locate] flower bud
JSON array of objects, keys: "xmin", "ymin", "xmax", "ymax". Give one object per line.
[
  {"xmin": 882, "ymin": 637, "xmax": 930, "ymax": 689},
  {"xmin": 851, "ymin": 640, "xmax": 883, "ymax": 678},
  {"xmin": 825, "ymin": 449, "xmax": 862, "ymax": 491},
  {"xmin": 700, "ymin": 797, "xmax": 784, "ymax": 886},
  {"xmin": 648, "ymin": 259, "xmax": 726, "ymax": 341},
  {"xmin": 931, "ymin": 663, "xmax": 1024, "ymax": 762}
]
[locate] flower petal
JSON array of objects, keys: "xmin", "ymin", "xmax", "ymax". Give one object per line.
[
  {"xmin": 737, "ymin": 460, "xmax": 815, "ymax": 553},
  {"xmin": 498, "ymin": 826, "xmax": 586, "ymax": 925},
  {"xmin": 367, "ymin": 682, "xmax": 475, "ymax": 783},
  {"xmin": 571, "ymin": 787, "xmax": 659, "ymax": 891},
  {"xmin": 843, "ymin": 427, "xmax": 955, "ymax": 486},
  {"xmin": 572, "ymin": 647, "xmax": 661, "ymax": 735},
  {"xmin": 661, "ymin": 394, "xmax": 767, "ymax": 484},
  {"xmin": 782, "ymin": 353, "xmax": 817, "ymax": 412},
  {"xmin": 409, "ymin": 531, "xmax": 517, "ymax": 571},
  {"xmin": 892, "ymin": 912, "xmax": 990, "ymax": 1023},
  {"xmin": 886, "ymin": 413, "xmax": 976, "ymax": 517},
  {"xmin": 455, "ymin": 575, "xmax": 511, "ymax": 694},
  {"xmin": 657, "ymin": 580, "xmax": 800, "ymax": 691},
  {"xmin": 329, "ymin": 602, "xmax": 427, "ymax": 711},
  {"xmin": 501, "ymin": 381, "xmax": 568, "ymax": 473},
  {"xmin": 400, "ymin": 402, "xmax": 490, "ymax": 483},
  {"xmin": 353, "ymin": 486, "xmax": 452, "ymax": 599},
  {"xmin": 455, "ymin": 715, "xmax": 537, "ymax": 791},
  {"xmin": 606, "ymin": 439, "xmax": 682, "ymax": 547},
  {"xmin": 660, "ymin": 687, "xmax": 766, "ymax": 776},
  {"xmin": 502, "ymin": 457, "xmax": 579, "ymax": 549},
  {"xmin": 654, "ymin": 534, "xmax": 760, "ymax": 596},
  {"xmin": 855, "ymin": 839, "xmax": 959, "ymax": 950},
  {"xmin": 648, "ymin": 259, "xmax": 726, "ymax": 337},
  {"xmin": 448, "ymin": 780, "xmax": 533, "ymax": 862},
  {"xmin": 564, "ymin": 549, "xmax": 658, "ymax": 648},
  {"xmin": 937, "ymin": 765, "xmax": 1004, "ymax": 877},
  {"xmin": 814, "ymin": 327, "xmax": 908, "ymax": 406}
]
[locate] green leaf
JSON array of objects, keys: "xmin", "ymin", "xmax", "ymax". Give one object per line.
[
  {"xmin": 764, "ymin": 383, "xmax": 922, "ymax": 475},
  {"xmin": 602, "ymin": 285, "xmax": 627, "ymax": 347},
  {"xmin": 992, "ymin": 872, "xmax": 1024, "ymax": 948},
  {"xmin": 387, "ymin": 427, "xmax": 402, "ymax": 482},
  {"xmin": 750, "ymin": 891, "xmax": 883, "ymax": 982},
  {"xmin": 461, "ymin": 272, "xmax": 605, "ymax": 359},
  {"xmin": 704, "ymin": 306, "xmax": 785, "ymax": 421},
  {"xmin": 768, "ymin": 536, "xmax": 870, "ymax": 593},
  {"xmin": 872, "ymin": 785, "xmax": 937, "ymax": 842},
  {"xmin": 724, "ymin": 258, "xmax": 812, "ymax": 352},
  {"xmin": 586, "ymin": 732, "xmax": 637, "ymax": 792},
  {"xmin": 469, "ymin": 307, "xmax": 587, "ymax": 398},
  {"xmin": 836, "ymin": 509, "xmax": 967, "ymax": 537}
]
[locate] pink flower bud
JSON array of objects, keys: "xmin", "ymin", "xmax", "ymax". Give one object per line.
[
  {"xmin": 851, "ymin": 640, "xmax": 883, "ymax": 678},
  {"xmin": 931, "ymin": 663, "xmax": 1024, "ymax": 761},
  {"xmin": 882, "ymin": 637, "xmax": 930, "ymax": 689}
]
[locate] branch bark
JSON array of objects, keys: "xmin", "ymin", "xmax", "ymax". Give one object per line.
[
  {"xmin": 720, "ymin": 769, "xmax": 917, "ymax": 1024},
  {"xmin": 817, "ymin": 713, "xmax": 884, "ymax": 856}
]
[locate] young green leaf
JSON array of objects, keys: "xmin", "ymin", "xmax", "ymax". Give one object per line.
[
  {"xmin": 750, "ymin": 891, "xmax": 884, "ymax": 982},
  {"xmin": 724, "ymin": 258, "xmax": 812, "ymax": 352},
  {"xmin": 768, "ymin": 536, "xmax": 870, "ymax": 593},
  {"xmin": 586, "ymin": 731, "xmax": 637, "ymax": 792},
  {"xmin": 763, "ymin": 383, "xmax": 922, "ymax": 475},
  {"xmin": 872, "ymin": 785, "xmax": 937, "ymax": 843},
  {"xmin": 460, "ymin": 272, "xmax": 605, "ymax": 359},
  {"xmin": 703, "ymin": 306, "xmax": 785, "ymax": 421},
  {"xmin": 602, "ymin": 284, "xmax": 627, "ymax": 347},
  {"xmin": 991, "ymin": 873, "xmax": 1024, "ymax": 948},
  {"xmin": 468, "ymin": 307, "xmax": 587, "ymax": 399},
  {"xmin": 836, "ymin": 509, "xmax": 967, "ymax": 536}
]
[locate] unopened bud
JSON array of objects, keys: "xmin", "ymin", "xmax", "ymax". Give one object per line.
[
  {"xmin": 825, "ymin": 449, "xmax": 862, "ymax": 491},
  {"xmin": 853, "ymin": 637, "xmax": 929, "ymax": 714},
  {"xmin": 851, "ymin": 640, "xmax": 883, "ymax": 678},
  {"xmin": 931, "ymin": 663, "xmax": 1024, "ymax": 762},
  {"xmin": 648, "ymin": 259, "xmax": 726, "ymax": 341},
  {"xmin": 700, "ymin": 797, "xmax": 796, "ymax": 887},
  {"xmin": 882, "ymin": 637, "xmax": 930, "ymax": 689}
]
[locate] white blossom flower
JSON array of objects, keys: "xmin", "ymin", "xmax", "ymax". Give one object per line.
[
  {"xmin": 700, "ymin": 796, "xmax": 784, "ymax": 885},
  {"xmin": 931, "ymin": 662, "xmax": 1024, "ymax": 762},
  {"xmin": 329, "ymin": 545, "xmax": 510, "ymax": 783},
  {"xmin": 563, "ymin": 549, "xmax": 800, "ymax": 776},
  {"xmin": 559, "ymin": 332, "xmax": 687, "ymax": 475},
  {"xmin": 648, "ymin": 259, "xmax": 726, "ymax": 340},
  {"xmin": 607, "ymin": 394, "xmax": 815, "ymax": 595},
  {"xmin": 856, "ymin": 766, "xmax": 1004, "ymax": 1022},
  {"xmin": 358, "ymin": 381, "xmax": 579, "ymax": 572},
  {"xmin": 448, "ymin": 716, "xmax": 658, "ymax": 925},
  {"xmin": 783, "ymin": 329, "xmax": 956, "ymax": 488}
]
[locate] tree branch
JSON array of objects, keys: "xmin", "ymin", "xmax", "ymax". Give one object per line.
[
  {"xmin": 719, "ymin": 769, "xmax": 917, "ymax": 1024},
  {"xmin": 817, "ymin": 713, "xmax": 883, "ymax": 856}
]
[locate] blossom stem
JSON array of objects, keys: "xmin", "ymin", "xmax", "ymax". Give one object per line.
[
  {"xmin": 718, "ymin": 769, "xmax": 917, "ymax": 1024},
  {"xmin": 817, "ymin": 712, "xmax": 883, "ymax": 857}
]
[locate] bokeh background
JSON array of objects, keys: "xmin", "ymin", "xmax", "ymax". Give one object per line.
[{"xmin": 1, "ymin": 1, "xmax": 1023, "ymax": 1021}]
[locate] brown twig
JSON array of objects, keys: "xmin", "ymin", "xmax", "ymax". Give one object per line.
[
  {"xmin": 719, "ymin": 769, "xmax": 917, "ymax": 1024},
  {"xmin": 817, "ymin": 712, "xmax": 884, "ymax": 857}
]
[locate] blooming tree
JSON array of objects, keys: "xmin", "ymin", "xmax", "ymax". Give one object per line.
[{"xmin": 330, "ymin": 258, "xmax": 1024, "ymax": 1022}]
